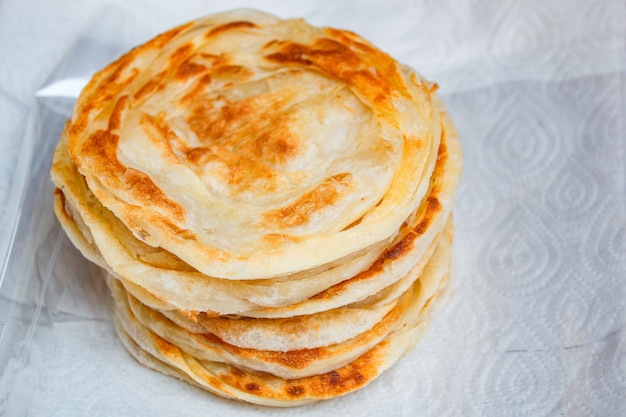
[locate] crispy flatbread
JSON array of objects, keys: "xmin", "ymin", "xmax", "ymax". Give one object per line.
[
  {"xmin": 112, "ymin": 271, "xmax": 450, "ymax": 406},
  {"xmin": 61, "ymin": 9, "xmax": 446, "ymax": 280},
  {"xmin": 50, "ymin": 9, "xmax": 463, "ymax": 407},
  {"xmin": 51, "ymin": 96, "xmax": 460, "ymax": 315}
]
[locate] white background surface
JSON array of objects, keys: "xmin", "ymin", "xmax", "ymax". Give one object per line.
[{"xmin": 0, "ymin": 0, "xmax": 625, "ymax": 415}]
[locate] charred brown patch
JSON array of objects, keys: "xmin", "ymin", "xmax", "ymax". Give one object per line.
[
  {"xmin": 307, "ymin": 348, "xmax": 380, "ymax": 396},
  {"xmin": 245, "ymin": 382, "xmax": 261, "ymax": 392},
  {"xmin": 384, "ymin": 236, "xmax": 414, "ymax": 262},
  {"xmin": 287, "ymin": 385, "xmax": 305, "ymax": 396},
  {"xmin": 326, "ymin": 370, "xmax": 341, "ymax": 386}
]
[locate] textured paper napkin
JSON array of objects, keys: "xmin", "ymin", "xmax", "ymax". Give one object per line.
[{"xmin": 0, "ymin": 0, "xmax": 624, "ymax": 416}]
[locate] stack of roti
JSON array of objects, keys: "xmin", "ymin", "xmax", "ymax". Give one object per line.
[{"xmin": 50, "ymin": 9, "xmax": 462, "ymax": 407}]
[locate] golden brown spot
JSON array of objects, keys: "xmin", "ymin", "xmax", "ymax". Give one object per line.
[
  {"xmin": 107, "ymin": 95, "xmax": 129, "ymax": 131},
  {"xmin": 287, "ymin": 385, "xmax": 305, "ymax": 396},
  {"xmin": 153, "ymin": 333, "xmax": 179, "ymax": 357},
  {"xmin": 72, "ymin": 66, "xmax": 139, "ymax": 140},
  {"xmin": 274, "ymin": 348, "xmax": 321, "ymax": 369},
  {"xmin": 304, "ymin": 347, "xmax": 382, "ymax": 396},
  {"xmin": 53, "ymin": 189, "xmax": 72, "ymax": 224},
  {"xmin": 264, "ymin": 34, "xmax": 407, "ymax": 108},
  {"xmin": 230, "ymin": 367, "xmax": 246, "ymax": 378},
  {"xmin": 169, "ymin": 43, "xmax": 194, "ymax": 68},
  {"xmin": 262, "ymin": 233, "xmax": 302, "ymax": 245},
  {"xmin": 101, "ymin": 66, "xmax": 140, "ymax": 102},
  {"xmin": 174, "ymin": 61, "xmax": 208, "ymax": 80},
  {"xmin": 348, "ymin": 69, "xmax": 387, "ymax": 104},
  {"xmin": 179, "ymin": 74, "xmax": 213, "ymax": 104},
  {"xmin": 412, "ymin": 197, "xmax": 442, "ymax": 236},
  {"xmin": 184, "ymin": 95, "xmax": 298, "ymax": 193},
  {"xmin": 139, "ymin": 112, "xmax": 184, "ymax": 163},
  {"xmin": 311, "ymin": 38, "xmax": 361, "ymax": 65},
  {"xmin": 80, "ymin": 129, "xmax": 185, "ymax": 223},
  {"xmin": 186, "ymin": 96, "xmax": 256, "ymax": 144},
  {"xmin": 179, "ymin": 310, "xmax": 199, "ymax": 322},
  {"xmin": 421, "ymin": 293, "xmax": 435, "ymax": 312},
  {"xmin": 217, "ymin": 341, "xmax": 385, "ymax": 399},
  {"xmin": 186, "ymin": 92, "xmax": 294, "ymax": 149},
  {"xmin": 311, "ymin": 193, "xmax": 444, "ymax": 299},
  {"xmin": 140, "ymin": 112, "xmax": 173, "ymax": 142},
  {"xmin": 262, "ymin": 39, "xmax": 282, "ymax": 49},
  {"xmin": 105, "ymin": 56, "xmax": 132, "ymax": 85},
  {"xmin": 262, "ymin": 173, "xmax": 353, "ymax": 228},
  {"xmin": 265, "ymin": 43, "xmax": 314, "ymax": 66},
  {"xmin": 134, "ymin": 71, "xmax": 167, "ymax": 102},
  {"xmin": 251, "ymin": 125, "xmax": 299, "ymax": 165},
  {"xmin": 205, "ymin": 295, "xmax": 409, "ymax": 399},
  {"xmin": 325, "ymin": 28, "xmax": 366, "ymax": 48},
  {"xmin": 200, "ymin": 52, "xmax": 220, "ymax": 59},
  {"xmin": 245, "ymin": 382, "xmax": 261, "ymax": 392},
  {"xmin": 167, "ymin": 45, "xmax": 208, "ymax": 81},
  {"xmin": 204, "ymin": 21, "xmax": 257, "ymax": 39},
  {"xmin": 437, "ymin": 122, "xmax": 448, "ymax": 161},
  {"xmin": 195, "ymin": 332, "xmax": 321, "ymax": 369},
  {"xmin": 326, "ymin": 370, "xmax": 341, "ymax": 386},
  {"xmin": 68, "ymin": 102, "xmax": 94, "ymax": 145},
  {"xmin": 158, "ymin": 217, "xmax": 196, "ymax": 240},
  {"xmin": 213, "ymin": 64, "xmax": 245, "ymax": 76},
  {"xmin": 186, "ymin": 146, "xmax": 276, "ymax": 192},
  {"xmin": 67, "ymin": 22, "xmax": 192, "ymax": 147}
]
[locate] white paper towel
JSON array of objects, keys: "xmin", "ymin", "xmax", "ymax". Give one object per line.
[{"xmin": 0, "ymin": 0, "xmax": 624, "ymax": 415}]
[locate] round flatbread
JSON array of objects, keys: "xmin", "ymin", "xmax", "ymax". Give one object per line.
[{"xmin": 62, "ymin": 9, "xmax": 444, "ymax": 280}]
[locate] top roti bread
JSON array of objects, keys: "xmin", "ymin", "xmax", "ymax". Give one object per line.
[{"xmin": 64, "ymin": 9, "xmax": 442, "ymax": 279}]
